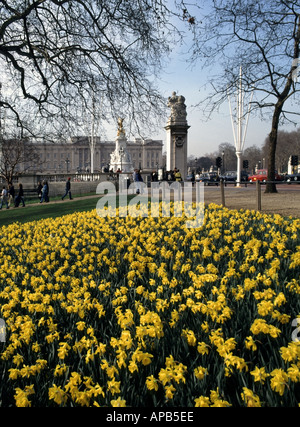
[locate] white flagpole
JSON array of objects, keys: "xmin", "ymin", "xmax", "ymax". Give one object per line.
[{"xmin": 228, "ymin": 67, "xmax": 253, "ymax": 188}]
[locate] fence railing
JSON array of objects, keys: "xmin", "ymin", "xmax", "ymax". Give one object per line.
[
  {"xmin": 218, "ymin": 180, "xmax": 300, "ymax": 211},
  {"xmin": 218, "ymin": 180, "xmax": 262, "ymax": 211}
]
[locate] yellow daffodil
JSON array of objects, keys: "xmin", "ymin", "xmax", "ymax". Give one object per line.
[
  {"xmin": 111, "ymin": 397, "xmax": 126, "ymax": 407},
  {"xmin": 1, "ymin": 204, "xmax": 300, "ymax": 407},
  {"xmin": 107, "ymin": 379, "xmax": 121, "ymax": 396},
  {"xmin": 241, "ymin": 387, "xmax": 261, "ymax": 407},
  {"xmin": 146, "ymin": 375, "xmax": 159, "ymax": 392},
  {"xmin": 250, "ymin": 367, "xmax": 269, "ymax": 384},
  {"xmin": 194, "ymin": 396, "xmax": 210, "ymax": 407},
  {"xmin": 14, "ymin": 385, "xmax": 35, "ymax": 407},
  {"xmin": 270, "ymin": 369, "xmax": 289, "ymax": 396},
  {"xmin": 48, "ymin": 384, "xmax": 68, "ymax": 406},
  {"xmin": 194, "ymin": 366, "xmax": 208, "ymax": 380}
]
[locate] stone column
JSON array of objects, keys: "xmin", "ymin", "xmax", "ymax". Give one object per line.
[{"xmin": 165, "ymin": 92, "xmax": 190, "ymax": 180}]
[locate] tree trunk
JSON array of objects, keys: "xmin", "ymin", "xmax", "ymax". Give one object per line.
[
  {"xmin": 265, "ymin": 13, "xmax": 299, "ymax": 193},
  {"xmin": 265, "ymin": 104, "xmax": 282, "ymax": 193}
]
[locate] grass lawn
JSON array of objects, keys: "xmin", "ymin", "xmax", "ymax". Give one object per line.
[
  {"xmin": 0, "ymin": 193, "xmax": 138, "ymax": 226},
  {"xmin": 0, "ymin": 196, "xmax": 100, "ymax": 227}
]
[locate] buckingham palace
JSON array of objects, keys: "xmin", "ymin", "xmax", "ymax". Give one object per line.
[{"xmin": 26, "ymin": 136, "xmax": 164, "ymax": 174}]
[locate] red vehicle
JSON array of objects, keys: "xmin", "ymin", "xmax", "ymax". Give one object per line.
[{"xmin": 248, "ymin": 169, "xmax": 283, "ymax": 183}]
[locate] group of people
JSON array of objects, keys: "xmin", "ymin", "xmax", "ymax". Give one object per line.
[
  {"xmin": 0, "ymin": 183, "xmax": 25, "ymax": 209},
  {"xmin": 132, "ymin": 168, "xmax": 182, "ymax": 194},
  {"xmin": 163, "ymin": 168, "xmax": 183, "ymax": 183},
  {"xmin": 37, "ymin": 177, "xmax": 72, "ymax": 203},
  {"xmin": 0, "ymin": 177, "xmax": 73, "ymax": 210},
  {"xmin": 131, "ymin": 168, "xmax": 183, "ymax": 195},
  {"xmin": 37, "ymin": 180, "xmax": 50, "ymax": 203}
]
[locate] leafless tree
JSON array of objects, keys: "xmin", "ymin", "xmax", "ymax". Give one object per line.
[
  {"xmin": 0, "ymin": 137, "xmax": 41, "ymax": 183},
  {"xmin": 192, "ymin": 0, "xmax": 300, "ymax": 192},
  {"xmin": 243, "ymin": 145, "xmax": 264, "ymax": 173},
  {"xmin": 263, "ymin": 128, "xmax": 300, "ymax": 173},
  {"xmin": 0, "ymin": 0, "xmax": 197, "ymax": 140}
]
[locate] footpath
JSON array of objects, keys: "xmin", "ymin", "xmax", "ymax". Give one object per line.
[
  {"xmin": 202, "ymin": 186, "xmax": 300, "ymax": 219},
  {"xmin": 27, "ymin": 194, "xmax": 100, "ymax": 207},
  {"xmin": 13, "ymin": 185, "xmax": 300, "ymax": 219}
]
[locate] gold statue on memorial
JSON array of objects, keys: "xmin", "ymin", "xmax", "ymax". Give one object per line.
[{"xmin": 117, "ymin": 117, "xmax": 125, "ymax": 136}]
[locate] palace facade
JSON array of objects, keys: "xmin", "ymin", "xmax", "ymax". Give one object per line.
[{"xmin": 26, "ymin": 136, "xmax": 164, "ymax": 174}]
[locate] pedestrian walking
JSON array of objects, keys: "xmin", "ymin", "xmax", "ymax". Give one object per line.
[
  {"xmin": 191, "ymin": 171, "xmax": 195, "ymax": 186},
  {"xmin": 45, "ymin": 181, "xmax": 49, "ymax": 202},
  {"xmin": 14, "ymin": 183, "xmax": 25, "ymax": 207},
  {"xmin": 62, "ymin": 177, "xmax": 73, "ymax": 200},
  {"xmin": 40, "ymin": 181, "xmax": 49, "ymax": 203},
  {"xmin": 8, "ymin": 182, "xmax": 15, "ymax": 207},
  {"xmin": 151, "ymin": 171, "xmax": 158, "ymax": 182},
  {"xmin": 0, "ymin": 186, "xmax": 9, "ymax": 209},
  {"xmin": 134, "ymin": 169, "xmax": 144, "ymax": 194},
  {"xmin": 37, "ymin": 181, "xmax": 43, "ymax": 201}
]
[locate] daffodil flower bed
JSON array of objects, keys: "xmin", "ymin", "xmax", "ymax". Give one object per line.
[{"xmin": 0, "ymin": 203, "xmax": 300, "ymax": 407}]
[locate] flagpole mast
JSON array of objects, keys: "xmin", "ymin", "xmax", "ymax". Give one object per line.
[
  {"xmin": 90, "ymin": 91, "xmax": 95, "ymax": 174},
  {"xmin": 0, "ymin": 82, "xmax": 3, "ymax": 171},
  {"xmin": 236, "ymin": 66, "xmax": 243, "ymax": 188},
  {"xmin": 228, "ymin": 67, "xmax": 253, "ymax": 188}
]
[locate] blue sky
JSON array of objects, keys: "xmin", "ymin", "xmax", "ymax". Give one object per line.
[
  {"xmin": 104, "ymin": 52, "xmax": 275, "ymax": 158},
  {"xmin": 104, "ymin": 54, "xmax": 297, "ymax": 159},
  {"xmin": 147, "ymin": 1, "xmax": 299, "ymax": 158},
  {"xmin": 152, "ymin": 55, "xmax": 295, "ymax": 158},
  {"xmin": 103, "ymin": 1, "xmax": 299, "ymax": 159}
]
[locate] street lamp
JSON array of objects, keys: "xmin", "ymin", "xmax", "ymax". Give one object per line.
[
  {"xmin": 119, "ymin": 147, "xmax": 124, "ymax": 172},
  {"xmin": 222, "ymin": 151, "xmax": 225, "ymax": 174},
  {"xmin": 65, "ymin": 157, "xmax": 70, "ymax": 174}
]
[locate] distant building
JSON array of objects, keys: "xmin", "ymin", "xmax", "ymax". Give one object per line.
[{"xmin": 22, "ymin": 136, "xmax": 163, "ymax": 174}]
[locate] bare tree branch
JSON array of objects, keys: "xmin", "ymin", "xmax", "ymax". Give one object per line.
[
  {"xmin": 0, "ymin": 0, "xmax": 197, "ymax": 138},
  {"xmin": 0, "ymin": 137, "xmax": 41, "ymax": 182},
  {"xmin": 191, "ymin": 0, "xmax": 300, "ymax": 192}
]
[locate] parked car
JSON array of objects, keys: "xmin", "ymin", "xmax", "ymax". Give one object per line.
[
  {"xmin": 284, "ymin": 173, "xmax": 300, "ymax": 183},
  {"xmin": 220, "ymin": 171, "xmax": 248, "ymax": 183},
  {"xmin": 248, "ymin": 169, "xmax": 283, "ymax": 183},
  {"xmin": 198, "ymin": 172, "xmax": 219, "ymax": 186}
]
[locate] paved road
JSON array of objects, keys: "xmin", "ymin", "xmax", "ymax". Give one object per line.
[{"xmin": 202, "ymin": 184, "xmax": 300, "ymax": 218}]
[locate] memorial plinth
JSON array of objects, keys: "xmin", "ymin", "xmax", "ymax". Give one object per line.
[
  {"xmin": 109, "ymin": 119, "xmax": 133, "ymax": 173},
  {"xmin": 165, "ymin": 92, "xmax": 190, "ymax": 180}
]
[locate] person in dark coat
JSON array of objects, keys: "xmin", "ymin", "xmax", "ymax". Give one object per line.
[
  {"xmin": 151, "ymin": 171, "xmax": 158, "ymax": 182},
  {"xmin": 8, "ymin": 182, "xmax": 15, "ymax": 207},
  {"xmin": 15, "ymin": 183, "xmax": 25, "ymax": 207},
  {"xmin": 134, "ymin": 169, "xmax": 144, "ymax": 194},
  {"xmin": 40, "ymin": 180, "xmax": 49, "ymax": 203},
  {"xmin": 37, "ymin": 181, "xmax": 43, "ymax": 200},
  {"xmin": 62, "ymin": 177, "xmax": 73, "ymax": 200}
]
